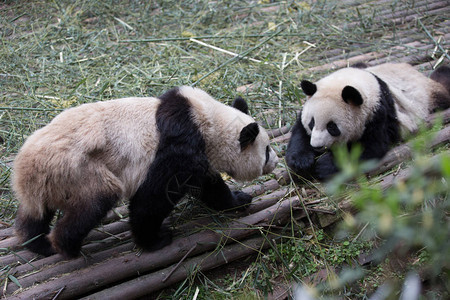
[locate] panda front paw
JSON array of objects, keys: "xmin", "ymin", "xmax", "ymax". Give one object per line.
[
  {"xmin": 231, "ymin": 191, "xmax": 252, "ymax": 211},
  {"xmin": 133, "ymin": 225, "xmax": 173, "ymax": 252},
  {"xmin": 285, "ymin": 151, "xmax": 315, "ymax": 178},
  {"xmin": 314, "ymin": 152, "xmax": 339, "ymax": 181}
]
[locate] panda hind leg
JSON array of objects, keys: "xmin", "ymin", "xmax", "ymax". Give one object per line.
[
  {"xmin": 200, "ymin": 173, "xmax": 252, "ymax": 211},
  {"xmin": 49, "ymin": 195, "xmax": 118, "ymax": 258},
  {"xmin": 15, "ymin": 206, "xmax": 56, "ymax": 257}
]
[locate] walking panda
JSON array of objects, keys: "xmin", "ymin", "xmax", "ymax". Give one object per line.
[
  {"xmin": 286, "ymin": 63, "xmax": 450, "ymax": 181},
  {"xmin": 13, "ymin": 86, "xmax": 279, "ymax": 258}
]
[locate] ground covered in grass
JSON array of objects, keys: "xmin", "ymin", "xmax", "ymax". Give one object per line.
[{"xmin": 0, "ymin": 0, "xmax": 449, "ymax": 299}]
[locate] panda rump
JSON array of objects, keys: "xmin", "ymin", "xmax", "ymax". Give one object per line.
[{"xmin": 12, "ymin": 86, "xmax": 278, "ymax": 258}]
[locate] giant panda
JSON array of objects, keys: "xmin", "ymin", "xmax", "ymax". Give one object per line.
[
  {"xmin": 286, "ymin": 63, "xmax": 450, "ymax": 181},
  {"xmin": 12, "ymin": 86, "xmax": 279, "ymax": 258}
]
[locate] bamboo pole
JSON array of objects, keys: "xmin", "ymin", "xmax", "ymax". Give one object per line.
[
  {"xmin": 6, "ymin": 196, "xmax": 300, "ymax": 298},
  {"xmin": 81, "ymin": 236, "xmax": 272, "ymax": 300}
]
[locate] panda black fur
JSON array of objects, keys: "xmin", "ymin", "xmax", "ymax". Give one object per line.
[
  {"xmin": 286, "ymin": 63, "xmax": 450, "ymax": 181},
  {"xmin": 13, "ymin": 86, "xmax": 279, "ymax": 258}
]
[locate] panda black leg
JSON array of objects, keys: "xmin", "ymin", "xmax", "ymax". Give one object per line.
[
  {"xmin": 200, "ymin": 173, "xmax": 252, "ymax": 211},
  {"xmin": 50, "ymin": 195, "xmax": 117, "ymax": 258},
  {"xmin": 15, "ymin": 207, "xmax": 56, "ymax": 256},
  {"xmin": 128, "ymin": 170, "xmax": 198, "ymax": 251},
  {"xmin": 129, "ymin": 192, "xmax": 174, "ymax": 251},
  {"xmin": 285, "ymin": 115, "xmax": 316, "ymax": 179}
]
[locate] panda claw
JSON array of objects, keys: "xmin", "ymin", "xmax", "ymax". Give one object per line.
[
  {"xmin": 135, "ymin": 225, "xmax": 173, "ymax": 252},
  {"xmin": 231, "ymin": 191, "xmax": 252, "ymax": 211}
]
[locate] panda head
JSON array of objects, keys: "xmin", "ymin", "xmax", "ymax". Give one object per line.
[
  {"xmin": 178, "ymin": 87, "xmax": 279, "ymax": 182},
  {"xmin": 234, "ymin": 118, "xmax": 279, "ymax": 181},
  {"xmin": 299, "ymin": 68, "xmax": 380, "ymax": 150},
  {"xmin": 220, "ymin": 97, "xmax": 279, "ymax": 181}
]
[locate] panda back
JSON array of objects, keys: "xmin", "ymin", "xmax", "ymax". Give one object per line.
[{"xmin": 367, "ymin": 63, "xmax": 438, "ymax": 133}]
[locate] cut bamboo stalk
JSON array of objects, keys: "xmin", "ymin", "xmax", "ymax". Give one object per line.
[
  {"xmin": 9, "ymin": 232, "xmax": 133, "ymax": 279},
  {"xmin": 6, "ymin": 196, "xmax": 300, "ymax": 298},
  {"xmin": 0, "ymin": 171, "xmax": 283, "ymax": 263},
  {"xmin": 8, "ymin": 188, "xmax": 293, "ymax": 285},
  {"xmin": 79, "ymin": 235, "xmax": 272, "ymax": 300}
]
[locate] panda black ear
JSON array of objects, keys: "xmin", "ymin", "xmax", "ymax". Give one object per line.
[
  {"xmin": 300, "ymin": 80, "xmax": 317, "ymax": 96},
  {"xmin": 342, "ymin": 86, "xmax": 363, "ymax": 106},
  {"xmin": 351, "ymin": 62, "xmax": 368, "ymax": 69},
  {"xmin": 239, "ymin": 122, "xmax": 259, "ymax": 151},
  {"xmin": 232, "ymin": 96, "xmax": 249, "ymax": 115}
]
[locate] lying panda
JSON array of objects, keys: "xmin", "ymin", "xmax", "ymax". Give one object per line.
[
  {"xmin": 286, "ymin": 63, "xmax": 450, "ymax": 181},
  {"xmin": 13, "ymin": 86, "xmax": 279, "ymax": 258}
]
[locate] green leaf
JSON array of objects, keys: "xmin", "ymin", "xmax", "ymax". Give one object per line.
[{"xmin": 8, "ymin": 275, "xmax": 22, "ymax": 288}]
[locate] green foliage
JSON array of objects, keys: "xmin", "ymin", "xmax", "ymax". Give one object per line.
[
  {"xmin": 326, "ymin": 143, "xmax": 377, "ymax": 194},
  {"xmin": 321, "ymin": 128, "xmax": 450, "ymax": 297},
  {"xmin": 267, "ymin": 231, "xmax": 367, "ymax": 276}
]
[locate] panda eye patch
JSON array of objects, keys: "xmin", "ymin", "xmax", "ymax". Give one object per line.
[
  {"xmin": 308, "ymin": 118, "xmax": 315, "ymax": 130},
  {"xmin": 327, "ymin": 121, "xmax": 341, "ymax": 136}
]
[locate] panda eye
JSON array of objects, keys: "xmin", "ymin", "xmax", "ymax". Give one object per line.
[
  {"xmin": 327, "ymin": 121, "xmax": 341, "ymax": 137},
  {"xmin": 265, "ymin": 145, "xmax": 270, "ymax": 165},
  {"xmin": 308, "ymin": 118, "xmax": 315, "ymax": 130}
]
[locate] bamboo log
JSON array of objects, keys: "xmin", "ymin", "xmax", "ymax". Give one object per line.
[
  {"xmin": 379, "ymin": 152, "xmax": 448, "ymax": 190},
  {"xmin": 306, "ymin": 52, "xmax": 387, "ymax": 72},
  {"xmin": 424, "ymin": 108, "xmax": 450, "ymax": 127},
  {"xmin": 272, "ymin": 131, "xmax": 291, "ymax": 144},
  {"xmin": 175, "ymin": 188, "xmax": 290, "ymax": 234},
  {"xmin": 0, "ymin": 172, "xmax": 284, "ymax": 267},
  {"xmin": 6, "ymin": 196, "xmax": 300, "ymax": 298},
  {"xmin": 0, "ymin": 227, "xmax": 13, "ymax": 239},
  {"xmin": 0, "ymin": 206, "xmax": 129, "ymax": 249},
  {"xmin": 9, "ymin": 232, "xmax": 133, "ymax": 279},
  {"xmin": 7, "ymin": 189, "xmax": 291, "ymax": 284},
  {"xmin": 9, "ymin": 188, "xmax": 293, "ymax": 289},
  {"xmin": 267, "ymin": 125, "xmax": 291, "ymax": 139},
  {"xmin": 80, "ymin": 236, "xmax": 272, "ymax": 300},
  {"xmin": 338, "ymin": 151, "xmax": 449, "ymax": 215},
  {"xmin": 0, "ymin": 236, "xmax": 18, "ymax": 249},
  {"xmin": 370, "ymin": 124, "xmax": 450, "ymax": 177},
  {"xmin": 5, "ymin": 187, "xmax": 290, "ymax": 292},
  {"xmin": 0, "ymin": 221, "xmax": 131, "ymax": 267},
  {"xmin": 7, "ymin": 243, "xmax": 135, "ymax": 295}
]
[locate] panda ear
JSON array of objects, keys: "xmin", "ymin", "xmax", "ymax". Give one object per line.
[
  {"xmin": 342, "ymin": 86, "xmax": 363, "ymax": 106},
  {"xmin": 351, "ymin": 62, "xmax": 368, "ymax": 69},
  {"xmin": 301, "ymin": 80, "xmax": 317, "ymax": 96},
  {"xmin": 232, "ymin": 96, "xmax": 249, "ymax": 115},
  {"xmin": 239, "ymin": 122, "xmax": 259, "ymax": 151}
]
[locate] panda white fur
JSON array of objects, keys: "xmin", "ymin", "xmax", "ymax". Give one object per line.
[
  {"xmin": 286, "ymin": 63, "xmax": 450, "ymax": 181},
  {"xmin": 13, "ymin": 86, "xmax": 279, "ymax": 258}
]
